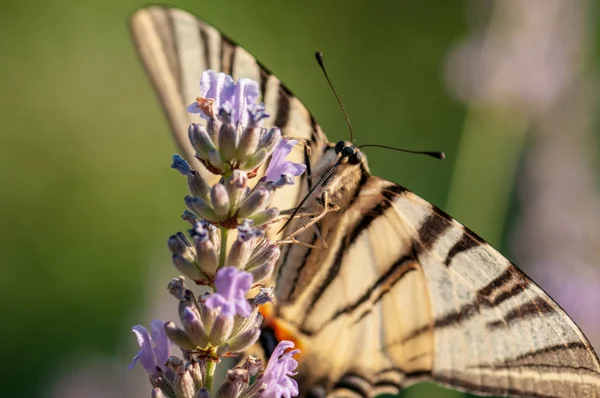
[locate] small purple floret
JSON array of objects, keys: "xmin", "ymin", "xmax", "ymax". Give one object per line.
[
  {"xmin": 238, "ymin": 219, "xmax": 264, "ymax": 241},
  {"xmin": 204, "ymin": 266, "xmax": 253, "ymax": 317},
  {"xmin": 128, "ymin": 319, "xmax": 173, "ymax": 377},
  {"xmin": 188, "ymin": 70, "xmax": 263, "ymax": 126},
  {"xmin": 265, "ymin": 140, "xmax": 306, "ymax": 184},
  {"xmin": 261, "ymin": 340, "xmax": 300, "ymax": 398}
]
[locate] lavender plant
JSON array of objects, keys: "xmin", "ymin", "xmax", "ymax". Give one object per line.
[{"xmin": 129, "ymin": 70, "xmax": 306, "ymax": 398}]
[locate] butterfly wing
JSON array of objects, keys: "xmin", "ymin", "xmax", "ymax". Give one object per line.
[
  {"xmin": 275, "ymin": 170, "xmax": 600, "ymax": 397},
  {"xmin": 131, "ymin": 6, "xmax": 600, "ymax": 397},
  {"xmin": 130, "ymin": 6, "xmax": 328, "ymax": 222}
]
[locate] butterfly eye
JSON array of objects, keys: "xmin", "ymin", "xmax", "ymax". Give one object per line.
[
  {"xmin": 341, "ymin": 146, "xmax": 354, "ymax": 157},
  {"xmin": 349, "ymin": 151, "xmax": 363, "ymax": 165},
  {"xmin": 334, "ymin": 141, "xmax": 345, "ymax": 154}
]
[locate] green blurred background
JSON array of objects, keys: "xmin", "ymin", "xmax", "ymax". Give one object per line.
[{"xmin": 2, "ymin": 0, "xmax": 599, "ymax": 397}]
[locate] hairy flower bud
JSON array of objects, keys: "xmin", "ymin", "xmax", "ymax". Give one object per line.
[
  {"xmin": 247, "ymin": 207, "xmax": 279, "ymax": 227},
  {"xmin": 189, "ymin": 123, "xmax": 216, "ymax": 159},
  {"xmin": 240, "ymin": 148, "xmax": 268, "ymax": 171},
  {"xmin": 226, "ymin": 170, "xmax": 248, "ymax": 212},
  {"xmin": 258, "ymin": 127, "xmax": 281, "ymax": 153},
  {"xmin": 218, "ymin": 121, "xmax": 237, "ymax": 162},
  {"xmin": 208, "ymin": 314, "xmax": 234, "ymax": 346},
  {"xmin": 226, "ymin": 327, "xmax": 261, "ymax": 353},
  {"xmin": 181, "ymin": 307, "xmax": 209, "ymax": 348},
  {"xmin": 226, "ymin": 235, "xmax": 253, "ymax": 269},
  {"xmin": 237, "ymin": 187, "xmax": 269, "ymax": 219},
  {"xmin": 174, "ymin": 364, "xmax": 196, "ymax": 398},
  {"xmin": 164, "ymin": 321, "xmax": 197, "ymax": 351},
  {"xmin": 185, "ymin": 195, "xmax": 218, "ymax": 222},
  {"xmin": 194, "ymin": 235, "xmax": 218, "ymax": 278},
  {"xmin": 210, "ymin": 183, "xmax": 230, "ymax": 219},
  {"xmin": 188, "ymin": 171, "xmax": 211, "ymax": 202},
  {"xmin": 216, "ymin": 368, "xmax": 248, "ymax": 398},
  {"xmin": 236, "ymin": 125, "xmax": 260, "ymax": 159},
  {"xmin": 247, "ymin": 261, "xmax": 274, "ymax": 284},
  {"xmin": 246, "ymin": 242, "xmax": 280, "ymax": 270}
]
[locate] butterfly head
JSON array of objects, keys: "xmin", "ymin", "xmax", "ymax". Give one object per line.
[{"xmin": 334, "ymin": 140, "xmax": 363, "ymax": 165}]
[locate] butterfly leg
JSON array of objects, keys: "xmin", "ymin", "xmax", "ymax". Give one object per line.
[{"xmin": 278, "ymin": 191, "xmax": 338, "ymax": 248}]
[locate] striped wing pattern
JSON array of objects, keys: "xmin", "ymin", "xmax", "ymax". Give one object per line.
[
  {"xmin": 130, "ymin": 6, "xmax": 327, "ymax": 230},
  {"xmin": 130, "ymin": 6, "xmax": 600, "ymax": 397},
  {"xmin": 276, "ymin": 165, "xmax": 600, "ymax": 397}
]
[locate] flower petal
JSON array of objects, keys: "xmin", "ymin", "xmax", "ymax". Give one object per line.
[
  {"xmin": 265, "ymin": 140, "xmax": 306, "ymax": 183},
  {"xmin": 229, "ymin": 77, "xmax": 259, "ymax": 125},
  {"xmin": 150, "ymin": 319, "xmax": 172, "ymax": 369},
  {"xmin": 261, "ymin": 340, "xmax": 300, "ymax": 398},
  {"xmin": 129, "ymin": 325, "xmax": 157, "ymax": 376}
]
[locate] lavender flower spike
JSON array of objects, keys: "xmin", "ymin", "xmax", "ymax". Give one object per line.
[
  {"xmin": 261, "ymin": 340, "xmax": 300, "ymax": 398},
  {"xmin": 265, "ymin": 140, "xmax": 306, "ymax": 185},
  {"xmin": 204, "ymin": 266, "xmax": 253, "ymax": 317},
  {"xmin": 128, "ymin": 319, "xmax": 173, "ymax": 377},
  {"xmin": 188, "ymin": 70, "xmax": 263, "ymax": 126}
]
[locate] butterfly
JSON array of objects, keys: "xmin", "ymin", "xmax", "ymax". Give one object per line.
[{"xmin": 130, "ymin": 6, "xmax": 600, "ymax": 397}]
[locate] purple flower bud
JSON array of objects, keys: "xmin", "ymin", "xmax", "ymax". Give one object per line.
[
  {"xmin": 265, "ymin": 140, "xmax": 306, "ymax": 184},
  {"xmin": 241, "ymin": 356, "xmax": 263, "ymax": 377},
  {"xmin": 167, "ymin": 277, "xmax": 187, "ymax": 301},
  {"xmin": 151, "ymin": 388, "xmax": 168, "ymax": 398},
  {"xmin": 237, "ymin": 219, "xmax": 264, "ymax": 241},
  {"xmin": 164, "ymin": 321, "xmax": 197, "ymax": 351},
  {"xmin": 208, "ymin": 314, "xmax": 234, "ymax": 346},
  {"xmin": 218, "ymin": 121, "xmax": 237, "ymax": 162},
  {"xmin": 261, "ymin": 341, "xmax": 300, "ymax": 398},
  {"xmin": 248, "ymin": 208, "xmax": 280, "ymax": 227},
  {"xmin": 196, "ymin": 388, "xmax": 211, "ymax": 398},
  {"xmin": 207, "ymin": 148, "xmax": 226, "ymax": 172},
  {"xmin": 236, "ymin": 125, "xmax": 261, "ymax": 160},
  {"xmin": 190, "ymin": 361, "xmax": 203, "ymax": 391},
  {"xmin": 227, "ymin": 233, "xmax": 254, "ymax": 269},
  {"xmin": 216, "ymin": 368, "xmax": 249, "ymax": 398},
  {"xmin": 252, "ymin": 287, "xmax": 274, "ymax": 306},
  {"xmin": 167, "ymin": 232, "xmax": 192, "ymax": 255},
  {"xmin": 204, "ymin": 267, "xmax": 253, "ymax": 318},
  {"xmin": 128, "ymin": 320, "xmax": 174, "ymax": 377},
  {"xmin": 172, "ymin": 253, "xmax": 204, "ymax": 282},
  {"xmin": 226, "ymin": 170, "xmax": 248, "ymax": 211},
  {"xmin": 237, "ymin": 187, "xmax": 270, "ymax": 219},
  {"xmin": 187, "ymin": 171, "xmax": 212, "ymax": 202},
  {"xmin": 175, "ymin": 363, "xmax": 196, "ymax": 398},
  {"xmin": 193, "ymin": 226, "xmax": 218, "ymax": 277},
  {"xmin": 247, "ymin": 242, "xmax": 280, "ymax": 270},
  {"xmin": 226, "ymin": 326, "xmax": 261, "ymax": 353},
  {"xmin": 188, "ymin": 123, "xmax": 216, "ymax": 158},
  {"xmin": 248, "ymin": 262, "xmax": 274, "ymax": 284},
  {"xmin": 182, "ymin": 210, "xmax": 200, "ymax": 226},
  {"xmin": 181, "ymin": 307, "xmax": 209, "ymax": 348},
  {"xmin": 241, "ymin": 148, "xmax": 269, "ymax": 171},
  {"xmin": 259, "ymin": 128, "xmax": 282, "ymax": 154},
  {"xmin": 185, "ymin": 195, "xmax": 218, "ymax": 222},
  {"xmin": 210, "ymin": 183, "xmax": 230, "ymax": 218},
  {"xmin": 171, "ymin": 154, "xmax": 192, "ymax": 176}
]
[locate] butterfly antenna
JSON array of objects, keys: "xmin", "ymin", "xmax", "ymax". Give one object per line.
[
  {"xmin": 277, "ymin": 161, "xmax": 342, "ymax": 234},
  {"xmin": 358, "ymin": 144, "xmax": 445, "ymax": 160},
  {"xmin": 315, "ymin": 52, "xmax": 354, "ymax": 142}
]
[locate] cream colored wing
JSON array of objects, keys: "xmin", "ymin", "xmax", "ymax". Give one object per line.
[
  {"xmin": 130, "ymin": 6, "xmax": 328, "ymax": 228},
  {"xmin": 276, "ymin": 174, "xmax": 600, "ymax": 397}
]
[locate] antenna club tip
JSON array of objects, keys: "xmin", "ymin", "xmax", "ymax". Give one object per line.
[
  {"xmin": 438, "ymin": 152, "xmax": 446, "ymax": 160},
  {"xmin": 315, "ymin": 52, "xmax": 324, "ymax": 62}
]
